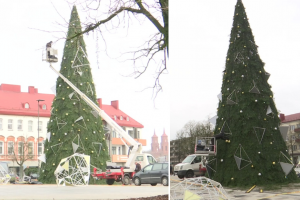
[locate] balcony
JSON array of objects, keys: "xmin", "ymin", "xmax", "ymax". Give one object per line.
[
  {"xmin": 111, "ymin": 138, "xmax": 147, "ymax": 146},
  {"xmin": 295, "ymin": 128, "xmax": 300, "ymax": 133}
]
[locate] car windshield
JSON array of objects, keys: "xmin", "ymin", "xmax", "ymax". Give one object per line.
[{"xmin": 182, "ymin": 155, "xmax": 195, "ymax": 163}]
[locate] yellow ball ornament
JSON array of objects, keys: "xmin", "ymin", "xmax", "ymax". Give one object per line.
[{"xmin": 272, "ymin": 162, "xmax": 275, "ymax": 165}]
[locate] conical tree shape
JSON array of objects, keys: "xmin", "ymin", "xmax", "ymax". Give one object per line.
[
  {"xmin": 212, "ymin": 0, "xmax": 297, "ymax": 186},
  {"xmin": 39, "ymin": 6, "xmax": 109, "ymax": 184}
]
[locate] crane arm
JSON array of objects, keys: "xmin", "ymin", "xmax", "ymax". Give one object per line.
[{"xmin": 49, "ymin": 64, "xmax": 142, "ymax": 167}]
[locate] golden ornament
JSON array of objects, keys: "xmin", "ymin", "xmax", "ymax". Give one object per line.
[
  {"xmin": 87, "ymin": 119, "xmax": 89, "ymax": 121},
  {"xmin": 52, "ymin": 133, "xmax": 55, "ymax": 135},
  {"xmin": 232, "ymin": 71, "xmax": 234, "ymax": 73},
  {"xmin": 66, "ymin": 113, "xmax": 68, "ymax": 115},
  {"xmin": 67, "ymin": 86, "xmax": 69, "ymax": 89},
  {"xmin": 72, "ymin": 124, "xmax": 74, "ymax": 126},
  {"xmin": 78, "ymin": 129, "xmax": 80, "ymax": 131},
  {"xmin": 245, "ymin": 65, "xmax": 247, "ymax": 67},
  {"xmin": 270, "ymin": 142, "xmax": 273, "ymax": 144},
  {"xmin": 227, "ymin": 80, "xmax": 229, "ymax": 82},
  {"xmin": 53, "ymin": 163, "xmax": 55, "ymax": 166},
  {"xmin": 218, "ymin": 128, "xmax": 220, "ymax": 130},
  {"xmin": 227, "ymin": 58, "xmax": 230, "ymax": 61},
  {"xmin": 270, "ymin": 95, "xmax": 272, "ymax": 98},
  {"xmin": 272, "ymin": 162, "xmax": 275, "ymax": 165},
  {"xmin": 264, "ymin": 118, "xmax": 266, "ymax": 121},
  {"xmin": 237, "ymin": 26, "xmax": 239, "ymax": 28},
  {"xmin": 231, "ymin": 177, "xmax": 234, "ymax": 180},
  {"xmin": 56, "ymin": 109, "xmax": 58, "ymax": 111},
  {"xmin": 62, "ymin": 98, "xmax": 65, "ymax": 100},
  {"xmin": 259, "ymin": 71, "xmax": 262, "ymax": 73},
  {"xmin": 242, "ymin": 92, "xmax": 244, "ymax": 94},
  {"xmin": 58, "ymin": 139, "xmax": 60, "ymax": 141},
  {"xmin": 103, "ymin": 138, "xmax": 105, "ymax": 140},
  {"xmin": 251, "ymin": 165, "xmax": 254, "ymax": 168},
  {"xmin": 244, "ymin": 46, "xmax": 246, "ymax": 48},
  {"xmin": 85, "ymin": 138, "xmax": 88, "ymax": 140},
  {"xmin": 236, "ymin": 13, "xmax": 238, "ymax": 15},
  {"xmin": 83, "ymin": 108, "xmax": 85, "ymax": 111},
  {"xmin": 91, "ymin": 151, "xmax": 94, "ymax": 153},
  {"xmin": 222, "ymin": 105, "xmax": 224, "ymax": 107}
]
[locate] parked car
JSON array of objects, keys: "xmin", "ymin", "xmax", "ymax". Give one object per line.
[
  {"xmin": 30, "ymin": 173, "xmax": 39, "ymax": 180},
  {"xmin": 133, "ymin": 163, "xmax": 168, "ymax": 186}
]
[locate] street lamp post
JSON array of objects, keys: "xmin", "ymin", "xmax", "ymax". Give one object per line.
[{"xmin": 37, "ymin": 99, "xmax": 44, "ymax": 172}]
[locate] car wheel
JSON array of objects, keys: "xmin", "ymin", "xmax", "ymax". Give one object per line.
[
  {"xmin": 134, "ymin": 177, "xmax": 141, "ymax": 186},
  {"xmin": 106, "ymin": 179, "xmax": 115, "ymax": 185},
  {"xmin": 122, "ymin": 175, "xmax": 130, "ymax": 185},
  {"xmin": 162, "ymin": 177, "xmax": 168, "ymax": 186},
  {"xmin": 185, "ymin": 170, "xmax": 194, "ymax": 178},
  {"xmin": 150, "ymin": 183, "xmax": 157, "ymax": 186},
  {"xmin": 178, "ymin": 175, "xmax": 184, "ymax": 179}
]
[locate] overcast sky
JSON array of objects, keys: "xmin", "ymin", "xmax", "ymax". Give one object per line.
[
  {"xmin": 0, "ymin": 0, "xmax": 169, "ymax": 151},
  {"xmin": 170, "ymin": 0, "xmax": 300, "ymax": 140}
]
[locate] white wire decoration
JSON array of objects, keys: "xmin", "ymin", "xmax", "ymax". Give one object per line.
[
  {"xmin": 92, "ymin": 142, "xmax": 102, "ymax": 157},
  {"xmin": 265, "ymin": 72, "xmax": 271, "ymax": 80},
  {"xmin": 227, "ymin": 90, "xmax": 238, "ymax": 105},
  {"xmin": 54, "ymin": 153, "xmax": 90, "ymax": 186},
  {"xmin": 0, "ymin": 165, "xmax": 11, "ymax": 184},
  {"xmin": 253, "ymin": 127, "xmax": 266, "ymax": 144},
  {"xmin": 217, "ymin": 93, "xmax": 222, "ymax": 101},
  {"xmin": 56, "ymin": 117, "xmax": 67, "ymax": 130},
  {"xmin": 38, "ymin": 154, "xmax": 46, "ymax": 163},
  {"xmin": 234, "ymin": 144, "xmax": 252, "ymax": 170},
  {"xmin": 266, "ymin": 105, "xmax": 274, "ymax": 118},
  {"xmin": 249, "ymin": 80, "xmax": 260, "ymax": 94},
  {"xmin": 209, "ymin": 116, "xmax": 218, "ymax": 126},
  {"xmin": 46, "ymin": 132, "xmax": 51, "ymax": 142},
  {"xmin": 51, "ymin": 142, "xmax": 63, "ymax": 155},
  {"xmin": 279, "ymin": 151, "xmax": 294, "ymax": 176},
  {"xmin": 72, "ymin": 134, "xmax": 85, "ymax": 153},
  {"xmin": 86, "ymin": 82, "xmax": 93, "ymax": 95},
  {"xmin": 50, "ymin": 107, "xmax": 56, "ymax": 116},
  {"xmin": 69, "ymin": 91, "xmax": 80, "ymax": 101},
  {"xmin": 170, "ymin": 176, "xmax": 229, "ymax": 200},
  {"xmin": 74, "ymin": 116, "xmax": 87, "ymax": 130},
  {"xmin": 71, "ymin": 46, "xmax": 90, "ymax": 69},
  {"xmin": 234, "ymin": 52, "xmax": 244, "ymax": 63},
  {"xmin": 221, "ymin": 121, "xmax": 232, "ymax": 135}
]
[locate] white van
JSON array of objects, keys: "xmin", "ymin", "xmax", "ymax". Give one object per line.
[{"xmin": 174, "ymin": 154, "xmax": 208, "ymax": 179}]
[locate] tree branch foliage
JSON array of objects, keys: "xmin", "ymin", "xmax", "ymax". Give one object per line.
[
  {"xmin": 173, "ymin": 121, "xmax": 213, "ymax": 163},
  {"xmin": 66, "ymin": 0, "xmax": 168, "ymax": 94}
]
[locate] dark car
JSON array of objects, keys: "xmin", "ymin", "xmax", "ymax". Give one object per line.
[{"xmin": 133, "ymin": 163, "xmax": 168, "ymax": 186}]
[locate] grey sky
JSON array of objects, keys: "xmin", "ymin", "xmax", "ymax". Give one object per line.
[
  {"xmin": 0, "ymin": 1, "xmax": 169, "ymax": 151},
  {"xmin": 170, "ymin": 0, "xmax": 300, "ymax": 140}
]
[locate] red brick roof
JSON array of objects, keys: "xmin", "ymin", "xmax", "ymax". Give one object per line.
[
  {"xmin": 0, "ymin": 84, "xmax": 143, "ymax": 128},
  {"xmin": 281, "ymin": 113, "xmax": 300, "ymax": 123}
]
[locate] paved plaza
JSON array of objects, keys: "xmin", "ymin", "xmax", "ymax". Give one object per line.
[
  {"xmin": 0, "ymin": 184, "xmax": 168, "ymax": 200},
  {"xmin": 170, "ymin": 176, "xmax": 300, "ymax": 200}
]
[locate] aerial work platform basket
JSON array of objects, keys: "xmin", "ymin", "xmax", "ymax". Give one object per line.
[{"xmin": 195, "ymin": 137, "xmax": 217, "ymax": 155}]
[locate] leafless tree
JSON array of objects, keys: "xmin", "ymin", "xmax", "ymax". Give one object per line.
[
  {"xmin": 9, "ymin": 138, "xmax": 34, "ymax": 179},
  {"xmin": 286, "ymin": 134, "xmax": 298, "ymax": 165},
  {"xmin": 51, "ymin": 0, "xmax": 168, "ymax": 95}
]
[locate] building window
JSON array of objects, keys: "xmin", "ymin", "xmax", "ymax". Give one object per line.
[
  {"xmin": 38, "ymin": 142, "xmax": 43, "ymax": 155},
  {"xmin": 38, "ymin": 121, "xmax": 42, "ymax": 132},
  {"xmin": 8, "ymin": 119, "xmax": 13, "ymax": 130},
  {"xmin": 28, "ymin": 142, "xmax": 34, "ymax": 155},
  {"xmin": 128, "ymin": 130, "xmax": 134, "ymax": 138},
  {"xmin": 28, "ymin": 120, "xmax": 33, "ymax": 132},
  {"xmin": 7, "ymin": 142, "xmax": 14, "ymax": 155},
  {"xmin": 293, "ymin": 145, "xmax": 297, "ymax": 151},
  {"xmin": 165, "ymin": 146, "xmax": 167, "ymax": 151},
  {"xmin": 114, "ymin": 115, "xmax": 117, "ymax": 120},
  {"xmin": 126, "ymin": 117, "xmax": 129, "ymax": 121},
  {"xmin": 112, "ymin": 130, "xmax": 116, "ymax": 138},
  {"xmin": 290, "ymin": 125, "xmax": 295, "ymax": 132},
  {"xmin": 118, "ymin": 147, "xmax": 121, "ymax": 155},
  {"xmin": 112, "ymin": 147, "xmax": 116, "ymax": 155},
  {"xmin": 25, "ymin": 103, "xmax": 29, "ymax": 109},
  {"xmin": 120, "ymin": 116, "xmax": 123, "ymax": 120},
  {"xmin": 42, "ymin": 104, "xmax": 47, "ymax": 110},
  {"xmin": 0, "ymin": 118, "xmax": 2, "ymax": 130},
  {"xmin": 0, "ymin": 142, "xmax": 3, "ymax": 155},
  {"xmin": 18, "ymin": 142, "xmax": 24, "ymax": 155},
  {"xmin": 18, "ymin": 120, "xmax": 23, "ymax": 131}
]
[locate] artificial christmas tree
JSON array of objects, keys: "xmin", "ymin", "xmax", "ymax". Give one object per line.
[
  {"xmin": 39, "ymin": 6, "xmax": 109, "ymax": 184},
  {"xmin": 212, "ymin": 0, "xmax": 298, "ymax": 186}
]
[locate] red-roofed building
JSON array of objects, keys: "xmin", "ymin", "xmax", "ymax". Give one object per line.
[
  {"xmin": 280, "ymin": 112, "xmax": 300, "ymax": 164},
  {"xmin": 0, "ymin": 84, "xmax": 146, "ymax": 173}
]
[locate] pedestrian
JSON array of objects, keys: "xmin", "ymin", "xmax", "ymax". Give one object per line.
[{"xmin": 134, "ymin": 162, "xmax": 141, "ymax": 173}]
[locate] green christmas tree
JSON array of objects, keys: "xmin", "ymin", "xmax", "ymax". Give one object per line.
[
  {"xmin": 39, "ymin": 6, "xmax": 109, "ymax": 184},
  {"xmin": 212, "ymin": 0, "xmax": 298, "ymax": 186}
]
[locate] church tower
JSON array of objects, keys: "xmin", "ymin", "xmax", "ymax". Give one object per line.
[
  {"xmin": 151, "ymin": 131, "xmax": 159, "ymax": 155},
  {"xmin": 161, "ymin": 129, "xmax": 169, "ymax": 155}
]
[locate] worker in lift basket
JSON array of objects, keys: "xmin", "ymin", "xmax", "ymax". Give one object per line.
[{"xmin": 135, "ymin": 162, "xmax": 141, "ymax": 173}]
